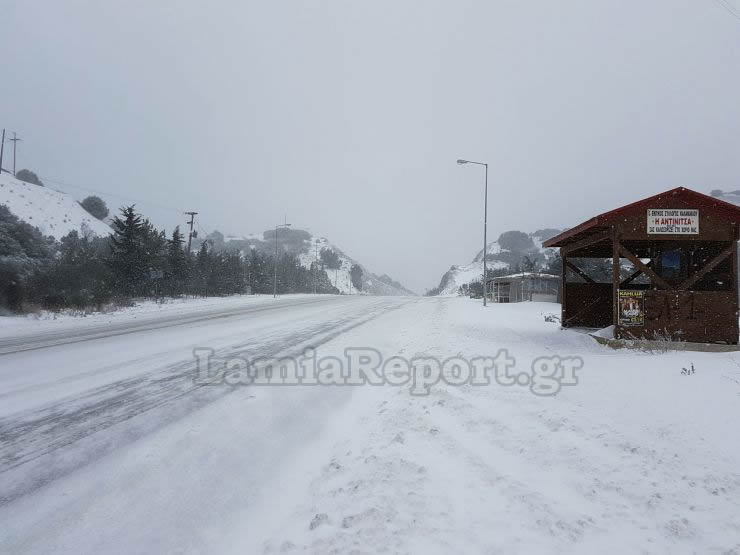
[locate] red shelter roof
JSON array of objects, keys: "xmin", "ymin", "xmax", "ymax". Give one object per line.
[{"xmin": 543, "ymin": 187, "xmax": 740, "ymax": 248}]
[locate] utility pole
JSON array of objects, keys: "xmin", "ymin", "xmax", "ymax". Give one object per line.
[
  {"xmin": 0, "ymin": 129, "xmax": 5, "ymax": 174},
  {"xmin": 313, "ymin": 240, "xmax": 319, "ymax": 294},
  {"xmin": 8, "ymin": 132, "xmax": 21, "ymax": 176},
  {"xmin": 185, "ymin": 211, "xmax": 198, "ymax": 254},
  {"xmin": 274, "ymin": 221, "xmax": 291, "ymax": 298}
]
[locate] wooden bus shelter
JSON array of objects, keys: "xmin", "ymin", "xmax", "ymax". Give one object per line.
[{"xmin": 543, "ymin": 187, "xmax": 740, "ymax": 344}]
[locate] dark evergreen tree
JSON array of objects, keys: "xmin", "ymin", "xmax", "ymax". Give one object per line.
[
  {"xmin": 320, "ymin": 248, "xmax": 341, "ymax": 269},
  {"xmin": 140, "ymin": 218, "xmax": 168, "ymax": 295},
  {"xmin": 195, "ymin": 241, "xmax": 210, "ymax": 295},
  {"xmin": 247, "ymin": 248, "xmax": 271, "ymax": 294},
  {"xmin": 108, "ymin": 206, "xmax": 148, "ymax": 296},
  {"xmin": 166, "ymin": 226, "xmax": 190, "ymax": 295},
  {"xmin": 312, "ymin": 263, "xmax": 340, "ymax": 294},
  {"xmin": 350, "ymin": 264, "xmax": 363, "ymax": 291}
]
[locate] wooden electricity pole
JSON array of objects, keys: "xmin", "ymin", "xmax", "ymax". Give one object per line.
[
  {"xmin": 8, "ymin": 132, "xmax": 21, "ymax": 176},
  {"xmin": 0, "ymin": 129, "xmax": 5, "ymax": 174},
  {"xmin": 185, "ymin": 211, "xmax": 198, "ymax": 254}
]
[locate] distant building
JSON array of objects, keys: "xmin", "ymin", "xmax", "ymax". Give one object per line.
[{"xmin": 488, "ymin": 273, "xmax": 559, "ymax": 303}]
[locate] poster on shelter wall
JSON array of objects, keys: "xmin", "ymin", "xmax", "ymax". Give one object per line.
[
  {"xmin": 647, "ymin": 209, "xmax": 699, "ymax": 234},
  {"xmin": 618, "ymin": 290, "xmax": 644, "ymax": 327}
]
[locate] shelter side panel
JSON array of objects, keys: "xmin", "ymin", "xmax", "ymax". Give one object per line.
[{"xmin": 635, "ymin": 290, "xmax": 739, "ymax": 344}]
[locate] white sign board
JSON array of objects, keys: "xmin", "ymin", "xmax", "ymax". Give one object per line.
[{"xmin": 647, "ymin": 209, "xmax": 699, "ymax": 234}]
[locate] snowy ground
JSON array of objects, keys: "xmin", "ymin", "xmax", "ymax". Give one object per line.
[
  {"xmin": 1, "ymin": 297, "xmax": 739, "ymax": 553},
  {"xmin": 0, "ymin": 294, "xmax": 318, "ymax": 338},
  {"xmin": 0, "ymin": 173, "xmax": 111, "ymax": 240}
]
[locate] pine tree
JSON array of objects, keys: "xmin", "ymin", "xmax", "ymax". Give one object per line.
[
  {"xmin": 247, "ymin": 249, "xmax": 271, "ymax": 294},
  {"xmin": 196, "ymin": 241, "xmax": 210, "ymax": 296},
  {"xmin": 350, "ymin": 264, "xmax": 363, "ymax": 291},
  {"xmin": 108, "ymin": 205, "xmax": 148, "ymax": 296},
  {"xmin": 167, "ymin": 226, "xmax": 189, "ymax": 295}
]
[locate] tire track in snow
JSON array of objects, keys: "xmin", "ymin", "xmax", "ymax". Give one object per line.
[
  {"xmin": 0, "ymin": 297, "xmax": 416, "ymax": 506},
  {"xmin": 0, "ymin": 296, "xmax": 343, "ymax": 355}
]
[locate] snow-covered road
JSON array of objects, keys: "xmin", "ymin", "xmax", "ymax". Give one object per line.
[
  {"xmin": 1, "ymin": 296, "xmax": 740, "ymax": 554},
  {"xmin": 0, "ymin": 295, "xmax": 413, "ymax": 552}
]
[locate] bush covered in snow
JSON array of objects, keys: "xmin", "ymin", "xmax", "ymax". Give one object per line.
[{"xmin": 79, "ymin": 195, "xmax": 109, "ymax": 221}]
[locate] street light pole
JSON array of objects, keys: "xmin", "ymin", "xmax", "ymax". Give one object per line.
[
  {"xmin": 274, "ymin": 222, "xmax": 291, "ymax": 298},
  {"xmin": 314, "ymin": 240, "xmax": 319, "ymax": 295},
  {"xmin": 457, "ymin": 159, "xmax": 489, "ymax": 306}
]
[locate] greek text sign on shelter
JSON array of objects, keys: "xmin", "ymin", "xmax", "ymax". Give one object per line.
[{"xmin": 647, "ymin": 209, "xmax": 699, "ymax": 234}]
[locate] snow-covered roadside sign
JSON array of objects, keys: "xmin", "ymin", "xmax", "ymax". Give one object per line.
[{"xmin": 647, "ymin": 209, "xmax": 699, "ymax": 234}]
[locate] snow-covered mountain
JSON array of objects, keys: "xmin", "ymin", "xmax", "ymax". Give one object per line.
[
  {"xmin": 0, "ymin": 173, "xmax": 111, "ymax": 239},
  {"xmin": 710, "ymin": 189, "xmax": 740, "ymax": 207},
  {"xmin": 432, "ymin": 229, "xmax": 561, "ymax": 296},
  {"xmin": 218, "ymin": 229, "xmax": 416, "ymax": 296}
]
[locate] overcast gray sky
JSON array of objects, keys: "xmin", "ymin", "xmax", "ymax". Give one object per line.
[{"xmin": 2, "ymin": 0, "xmax": 739, "ymax": 293}]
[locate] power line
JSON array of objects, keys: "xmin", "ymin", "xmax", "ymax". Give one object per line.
[
  {"xmin": 2, "ymin": 129, "xmax": 220, "ymax": 241},
  {"xmin": 195, "ymin": 219, "xmax": 209, "ymax": 234},
  {"xmin": 39, "ymin": 174, "xmax": 186, "ymax": 215},
  {"xmin": 714, "ymin": 0, "xmax": 740, "ymax": 20},
  {"xmin": 37, "ymin": 174, "xmax": 222, "ymax": 241}
]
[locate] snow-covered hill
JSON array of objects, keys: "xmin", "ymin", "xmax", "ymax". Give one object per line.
[
  {"xmin": 220, "ymin": 229, "xmax": 416, "ymax": 296},
  {"xmin": 298, "ymin": 236, "xmax": 416, "ymax": 296},
  {"xmin": 433, "ymin": 229, "xmax": 561, "ymax": 295},
  {"xmin": 710, "ymin": 189, "xmax": 740, "ymax": 207},
  {"xmin": 0, "ymin": 173, "xmax": 111, "ymax": 239}
]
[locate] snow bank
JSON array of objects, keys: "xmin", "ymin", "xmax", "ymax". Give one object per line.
[
  {"xmin": 591, "ymin": 324, "xmax": 615, "ymax": 338},
  {"xmin": 0, "ymin": 294, "xmax": 315, "ymax": 338}
]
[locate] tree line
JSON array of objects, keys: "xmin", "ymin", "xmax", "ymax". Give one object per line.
[{"xmin": 0, "ymin": 204, "xmax": 340, "ymax": 313}]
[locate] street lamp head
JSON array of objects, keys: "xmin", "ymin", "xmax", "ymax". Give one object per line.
[{"xmin": 456, "ymin": 159, "xmax": 468, "ymax": 165}]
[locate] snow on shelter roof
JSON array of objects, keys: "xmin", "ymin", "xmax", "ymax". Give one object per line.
[{"xmin": 543, "ymin": 187, "xmax": 740, "ymax": 248}]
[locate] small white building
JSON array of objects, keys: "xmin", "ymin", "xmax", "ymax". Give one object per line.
[{"xmin": 488, "ymin": 272, "xmax": 559, "ymax": 303}]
